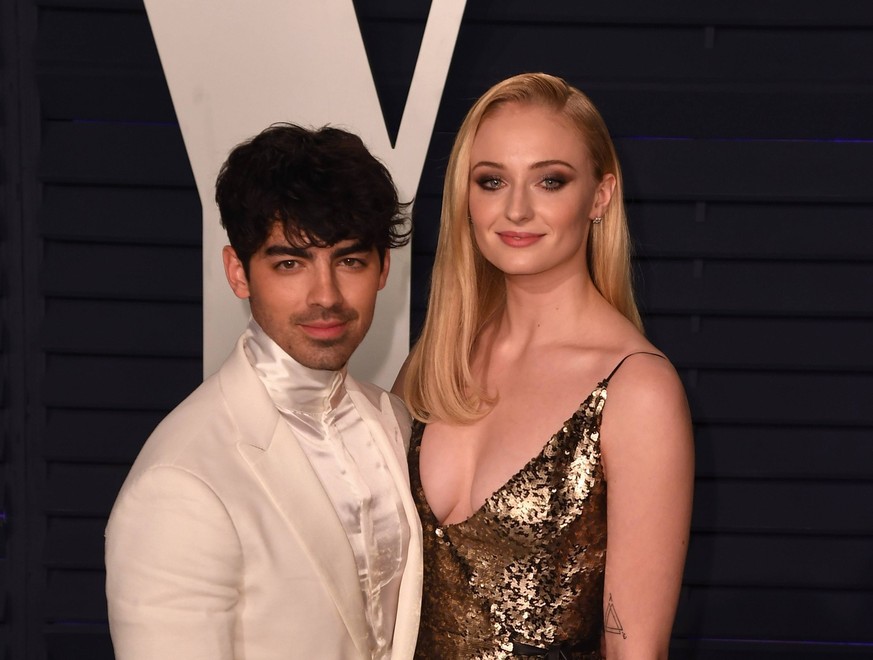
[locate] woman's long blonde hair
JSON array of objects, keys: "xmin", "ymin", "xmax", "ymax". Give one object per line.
[{"xmin": 403, "ymin": 73, "xmax": 641, "ymax": 423}]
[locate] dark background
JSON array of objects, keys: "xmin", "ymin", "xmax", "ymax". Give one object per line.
[{"xmin": 2, "ymin": 1, "xmax": 872, "ymax": 658}]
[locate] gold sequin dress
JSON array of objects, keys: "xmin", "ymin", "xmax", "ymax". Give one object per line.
[{"xmin": 410, "ymin": 371, "xmax": 623, "ymax": 660}]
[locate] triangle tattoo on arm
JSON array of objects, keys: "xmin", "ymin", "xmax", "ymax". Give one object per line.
[{"xmin": 605, "ymin": 593, "xmax": 628, "ymax": 639}]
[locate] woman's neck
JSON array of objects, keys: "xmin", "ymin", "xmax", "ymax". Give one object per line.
[{"xmin": 491, "ymin": 268, "xmax": 604, "ymax": 349}]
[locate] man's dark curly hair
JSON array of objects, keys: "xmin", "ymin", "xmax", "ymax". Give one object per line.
[{"xmin": 215, "ymin": 123, "xmax": 411, "ymax": 272}]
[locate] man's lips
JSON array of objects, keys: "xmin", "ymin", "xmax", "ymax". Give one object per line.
[
  {"xmin": 298, "ymin": 320, "xmax": 348, "ymax": 340},
  {"xmin": 497, "ymin": 231, "xmax": 544, "ymax": 247}
]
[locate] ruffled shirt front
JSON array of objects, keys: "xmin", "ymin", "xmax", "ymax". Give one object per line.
[{"xmin": 244, "ymin": 319, "xmax": 409, "ymax": 659}]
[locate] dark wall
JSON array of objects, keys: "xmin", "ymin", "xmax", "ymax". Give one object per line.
[{"xmin": 1, "ymin": 1, "xmax": 871, "ymax": 658}]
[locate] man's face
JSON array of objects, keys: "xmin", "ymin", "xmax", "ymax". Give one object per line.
[{"xmin": 224, "ymin": 223, "xmax": 389, "ymax": 370}]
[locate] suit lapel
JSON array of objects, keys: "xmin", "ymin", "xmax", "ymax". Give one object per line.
[
  {"xmin": 220, "ymin": 338, "xmax": 370, "ymax": 657},
  {"xmin": 346, "ymin": 380, "xmax": 424, "ymax": 656},
  {"xmin": 237, "ymin": 429, "xmax": 370, "ymax": 654}
]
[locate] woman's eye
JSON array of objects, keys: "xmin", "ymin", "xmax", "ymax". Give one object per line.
[
  {"xmin": 541, "ymin": 177, "xmax": 565, "ymax": 190},
  {"xmin": 476, "ymin": 176, "xmax": 503, "ymax": 190}
]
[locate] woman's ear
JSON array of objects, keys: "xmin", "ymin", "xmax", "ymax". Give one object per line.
[
  {"xmin": 222, "ymin": 246, "xmax": 250, "ymax": 299},
  {"xmin": 592, "ymin": 173, "xmax": 617, "ymax": 217}
]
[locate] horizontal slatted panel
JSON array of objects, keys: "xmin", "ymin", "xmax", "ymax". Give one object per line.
[
  {"xmin": 43, "ymin": 299, "xmax": 202, "ymax": 357},
  {"xmin": 43, "ymin": 355, "xmax": 201, "ymax": 410},
  {"xmin": 39, "ymin": 121, "xmax": 194, "ymax": 187},
  {"xmin": 673, "ymin": 587, "xmax": 873, "ymax": 641},
  {"xmin": 637, "ymin": 260, "xmax": 871, "ymax": 316},
  {"xmin": 591, "ymin": 87, "xmax": 873, "ymax": 141},
  {"xmin": 36, "ymin": 7, "xmax": 158, "ymax": 66},
  {"xmin": 41, "ymin": 186, "xmax": 200, "ymax": 245},
  {"xmin": 441, "ymin": 22, "xmax": 873, "ymax": 93},
  {"xmin": 684, "ymin": 533, "xmax": 873, "ymax": 589},
  {"xmin": 45, "ymin": 630, "xmax": 113, "ymax": 660},
  {"xmin": 39, "ymin": 0, "xmax": 142, "ymax": 9},
  {"xmin": 31, "ymin": 5, "xmax": 201, "ymax": 657},
  {"xmin": 445, "ymin": 26, "xmax": 873, "ymax": 84},
  {"xmin": 691, "ymin": 479, "xmax": 873, "ymax": 535},
  {"xmin": 616, "ymin": 139, "xmax": 873, "ymax": 202},
  {"xmin": 356, "ymin": 0, "xmax": 873, "ymax": 26},
  {"xmin": 39, "ymin": 69, "xmax": 176, "ymax": 123},
  {"xmin": 1, "ymin": 0, "xmax": 27, "ymax": 653},
  {"xmin": 669, "ymin": 641, "xmax": 873, "ymax": 660},
  {"xmin": 693, "ymin": 426, "xmax": 873, "ymax": 480},
  {"xmin": 45, "ymin": 409, "xmax": 169, "ymax": 463},
  {"xmin": 647, "ymin": 317, "xmax": 873, "ymax": 371},
  {"xmin": 45, "ymin": 518, "xmax": 106, "ymax": 569},
  {"xmin": 35, "ymin": 1, "xmax": 175, "ymax": 130},
  {"xmin": 683, "ymin": 371, "xmax": 870, "ymax": 426},
  {"xmin": 45, "ymin": 569, "xmax": 106, "ymax": 621},
  {"xmin": 46, "ymin": 464, "xmax": 128, "ymax": 516},
  {"xmin": 628, "ymin": 202, "xmax": 873, "ymax": 260},
  {"xmin": 42, "ymin": 243, "xmax": 201, "ymax": 301},
  {"xmin": 452, "ymin": 2, "xmax": 873, "ymax": 27}
]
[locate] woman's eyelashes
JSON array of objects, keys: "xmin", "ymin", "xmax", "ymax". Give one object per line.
[
  {"xmin": 540, "ymin": 175, "xmax": 567, "ymax": 190},
  {"xmin": 475, "ymin": 175, "xmax": 504, "ymax": 190}
]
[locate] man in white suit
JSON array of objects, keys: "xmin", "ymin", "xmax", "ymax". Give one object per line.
[{"xmin": 105, "ymin": 124, "xmax": 422, "ymax": 659}]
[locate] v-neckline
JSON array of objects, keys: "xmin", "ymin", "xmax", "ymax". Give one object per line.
[{"xmin": 414, "ymin": 381, "xmax": 607, "ymax": 529}]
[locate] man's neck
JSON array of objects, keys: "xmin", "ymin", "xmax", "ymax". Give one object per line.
[{"xmin": 243, "ymin": 318, "xmax": 346, "ymax": 415}]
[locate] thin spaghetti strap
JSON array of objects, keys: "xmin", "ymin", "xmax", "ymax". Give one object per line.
[{"xmin": 603, "ymin": 351, "xmax": 666, "ymax": 384}]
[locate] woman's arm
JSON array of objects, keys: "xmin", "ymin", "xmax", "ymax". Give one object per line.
[{"xmin": 599, "ymin": 354, "xmax": 695, "ymax": 659}]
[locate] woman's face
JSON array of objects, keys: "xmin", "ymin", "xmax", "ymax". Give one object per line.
[{"xmin": 467, "ymin": 102, "xmax": 614, "ymax": 281}]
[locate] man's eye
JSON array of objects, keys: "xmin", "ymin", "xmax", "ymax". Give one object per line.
[
  {"xmin": 275, "ymin": 260, "xmax": 300, "ymax": 270},
  {"xmin": 340, "ymin": 258, "xmax": 366, "ymax": 268}
]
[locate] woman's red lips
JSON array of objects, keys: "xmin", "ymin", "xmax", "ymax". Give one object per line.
[{"xmin": 497, "ymin": 231, "xmax": 543, "ymax": 247}]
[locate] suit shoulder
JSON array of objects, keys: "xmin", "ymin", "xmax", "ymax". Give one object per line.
[
  {"xmin": 349, "ymin": 376, "xmax": 386, "ymax": 403},
  {"xmin": 125, "ymin": 373, "xmax": 238, "ymax": 475},
  {"xmin": 348, "ymin": 378, "xmax": 410, "ymax": 419},
  {"xmin": 347, "ymin": 377, "xmax": 412, "ymax": 447}
]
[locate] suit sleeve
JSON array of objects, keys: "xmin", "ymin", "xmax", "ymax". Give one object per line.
[{"xmin": 105, "ymin": 465, "xmax": 243, "ymax": 660}]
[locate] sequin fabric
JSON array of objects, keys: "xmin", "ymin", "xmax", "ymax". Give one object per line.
[{"xmin": 410, "ymin": 382, "xmax": 610, "ymax": 660}]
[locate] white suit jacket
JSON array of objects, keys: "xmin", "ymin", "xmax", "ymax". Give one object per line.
[{"xmin": 105, "ymin": 334, "xmax": 423, "ymax": 660}]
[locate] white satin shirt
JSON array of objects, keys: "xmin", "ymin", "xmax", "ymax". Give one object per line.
[{"xmin": 244, "ymin": 320, "xmax": 409, "ymax": 659}]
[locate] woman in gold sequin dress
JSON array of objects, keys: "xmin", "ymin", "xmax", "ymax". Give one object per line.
[{"xmin": 393, "ymin": 73, "xmax": 694, "ymax": 659}]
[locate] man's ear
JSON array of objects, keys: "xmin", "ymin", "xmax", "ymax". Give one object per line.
[
  {"xmin": 378, "ymin": 249, "xmax": 391, "ymax": 291},
  {"xmin": 223, "ymin": 246, "xmax": 250, "ymax": 299}
]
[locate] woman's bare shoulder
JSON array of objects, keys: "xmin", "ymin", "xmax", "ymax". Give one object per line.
[
  {"xmin": 599, "ymin": 347, "xmax": 693, "ymax": 472},
  {"xmin": 391, "ymin": 353, "xmax": 413, "ymax": 397},
  {"xmin": 602, "ymin": 347, "xmax": 687, "ymax": 415}
]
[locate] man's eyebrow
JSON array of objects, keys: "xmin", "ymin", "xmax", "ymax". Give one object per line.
[
  {"xmin": 262, "ymin": 241, "xmax": 372, "ymax": 259},
  {"xmin": 263, "ymin": 244, "xmax": 311, "ymax": 258},
  {"xmin": 332, "ymin": 241, "xmax": 371, "ymax": 258}
]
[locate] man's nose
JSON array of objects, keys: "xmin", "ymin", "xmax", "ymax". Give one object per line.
[{"xmin": 307, "ymin": 265, "xmax": 343, "ymax": 308}]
